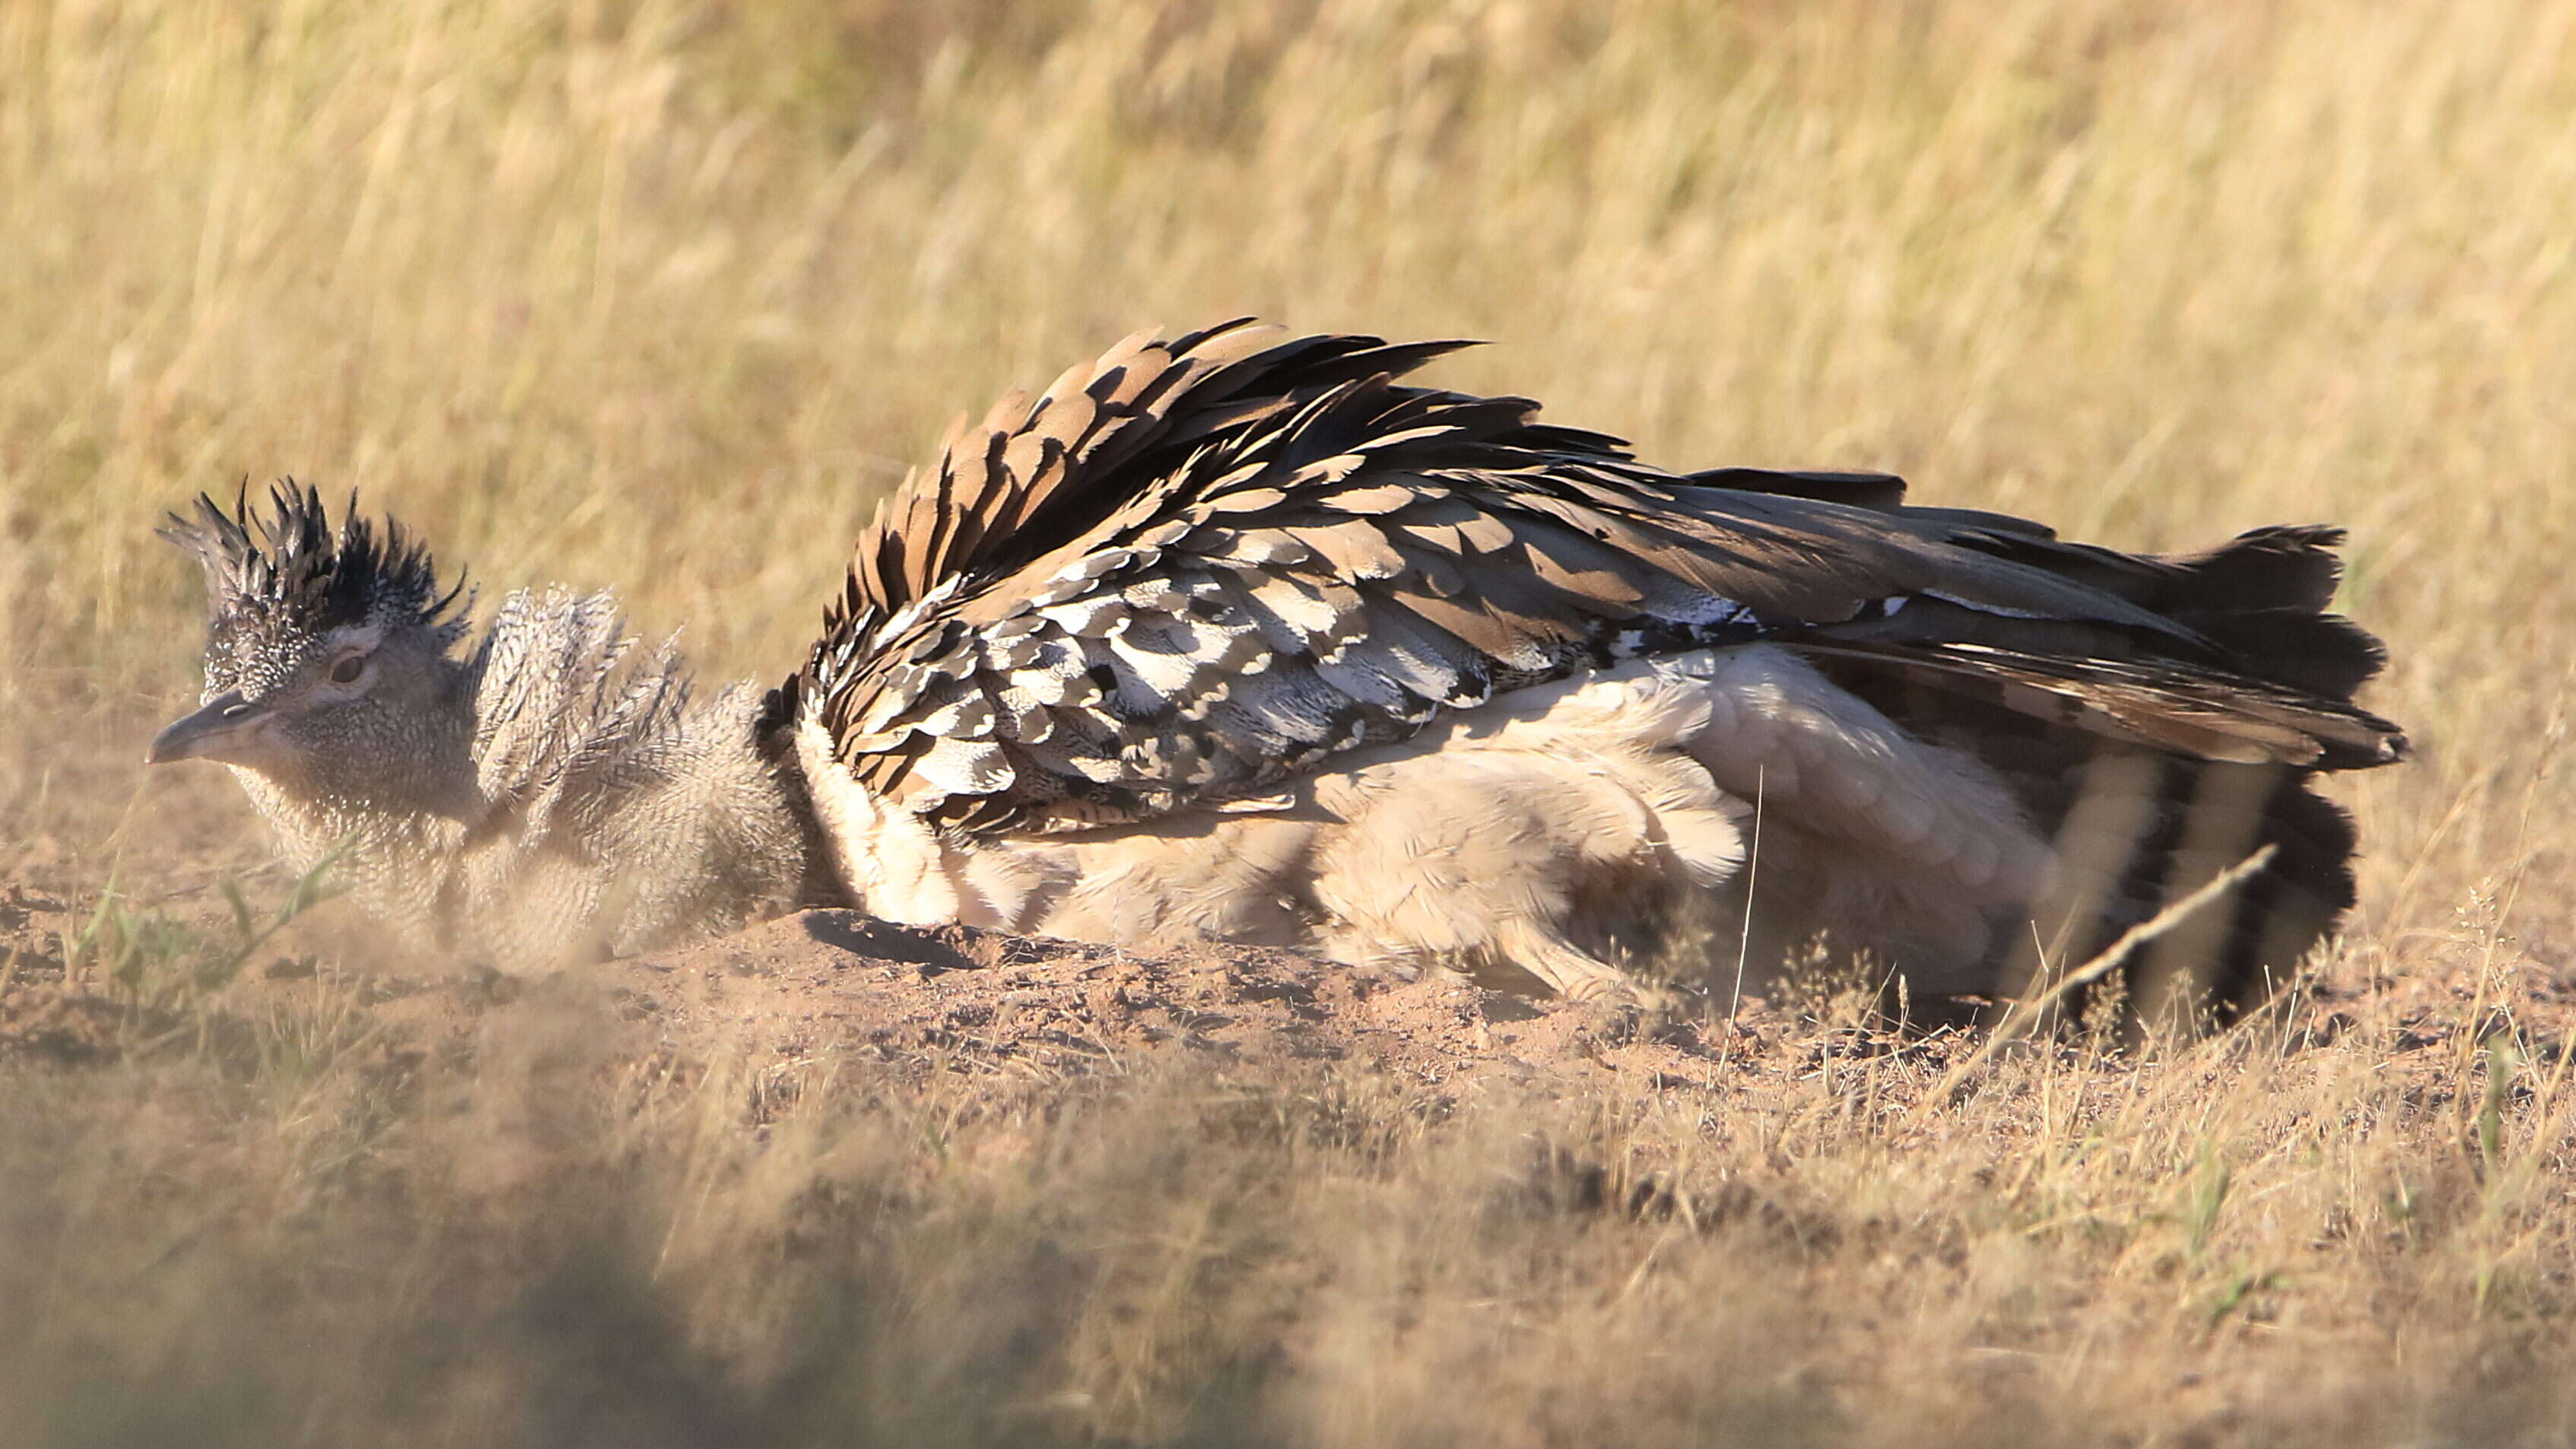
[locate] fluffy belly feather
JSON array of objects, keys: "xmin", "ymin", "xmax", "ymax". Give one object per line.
[{"xmin": 803, "ymin": 645, "xmax": 2053, "ymax": 999}]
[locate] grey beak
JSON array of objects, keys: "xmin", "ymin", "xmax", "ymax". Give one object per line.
[{"xmin": 148, "ymin": 691, "xmax": 267, "ymax": 765}]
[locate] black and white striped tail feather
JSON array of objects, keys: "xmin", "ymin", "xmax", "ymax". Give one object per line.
[
  {"xmin": 1801, "ymin": 645, "xmax": 2395, "ymax": 1027},
  {"xmin": 1997, "ymin": 751, "xmax": 2360, "ymax": 1035}
]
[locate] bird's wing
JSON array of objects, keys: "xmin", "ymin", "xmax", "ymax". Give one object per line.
[{"xmin": 777, "ymin": 322, "xmax": 2400, "ymax": 836}]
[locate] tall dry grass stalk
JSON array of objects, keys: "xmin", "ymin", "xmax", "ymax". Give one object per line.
[{"xmin": 3, "ymin": 1, "xmax": 2574, "ymax": 1442}]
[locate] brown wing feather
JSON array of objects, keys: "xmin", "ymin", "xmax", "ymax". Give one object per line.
[{"xmin": 781, "ymin": 323, "xmax": 2403, "ymax": 838}]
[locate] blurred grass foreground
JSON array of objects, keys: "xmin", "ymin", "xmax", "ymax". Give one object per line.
[{"xmin": 5, "ymin": 1, "xmax": 2576, "ymax": 1445}]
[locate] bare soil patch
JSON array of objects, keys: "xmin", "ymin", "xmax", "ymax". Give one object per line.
[
  {"xmin": 2, "ymin": 891, "xmax": 1761, "ymax": 1098},
  {"xmin": 617, "ymin": 911, "xmax": 1736, "ymax": 1094}
]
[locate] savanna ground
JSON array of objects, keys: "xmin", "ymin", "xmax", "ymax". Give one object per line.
[{"xmin": 5, "ymin": 1, "xmax": 2576, "ymax": 1444}]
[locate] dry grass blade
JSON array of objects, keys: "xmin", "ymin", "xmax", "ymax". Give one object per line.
[{"xmin": 1910, "ymin": 844, "xmax": 2282, "ymax": 1126}]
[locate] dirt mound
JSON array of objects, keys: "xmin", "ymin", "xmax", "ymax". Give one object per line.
[{"xmin": 611, "ymin": 911, "xmax": 1735, "ymax": 1092}]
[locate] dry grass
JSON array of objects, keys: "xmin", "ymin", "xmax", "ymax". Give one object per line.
[{"xmin": 4, "ymin": 0, "xmax": 2575, "ymax": 1442}]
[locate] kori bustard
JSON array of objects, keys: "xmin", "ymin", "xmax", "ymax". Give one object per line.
[{"xmin": 154, "ymin": 321, "xmax": 2403, "ymax": 1020}]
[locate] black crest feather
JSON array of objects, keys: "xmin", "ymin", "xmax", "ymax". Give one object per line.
[{"xmin": 160, "ymin": 481, "xmax": 467, "ymax": 694}]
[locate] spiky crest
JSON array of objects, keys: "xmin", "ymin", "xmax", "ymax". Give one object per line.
[{"xmin": 158, "ymin": 481, "xmax": 469, "ymax": 697}]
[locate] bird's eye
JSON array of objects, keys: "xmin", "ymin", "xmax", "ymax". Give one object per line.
[{"xmin": 329, "ymin": 653, "xmax": 367, "ymax": 685}]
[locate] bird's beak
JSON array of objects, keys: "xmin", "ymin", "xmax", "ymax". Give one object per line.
[{"xmin": 148, "ymin": 691, "xmax": 270, "ymax": 765}]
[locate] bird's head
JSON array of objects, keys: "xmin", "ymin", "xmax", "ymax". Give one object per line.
[{"xmin": 151, "ymin": 483, "xmax": 475, "ymax": 804}]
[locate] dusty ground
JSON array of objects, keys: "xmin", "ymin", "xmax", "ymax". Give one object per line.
[
  {"xmin": 627, "ymin": 913, "xmax": 1746, "ymax": 1092},
  {"xmin": 8, "ymin": 863, "xmax": 2565, "ymax": 1141},
  {"xmin": 0, "ymin": 892, "xmax": 1796, "ymax": 1109},
  {"xmin": 8, "ymin": 769, "xmax": 2576, "ymax": 1446}
]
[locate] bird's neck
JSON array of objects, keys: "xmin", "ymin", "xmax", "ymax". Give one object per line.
[{"xmin": 229, "ymin": 765, "xmax": 466, "ymax": 949}]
